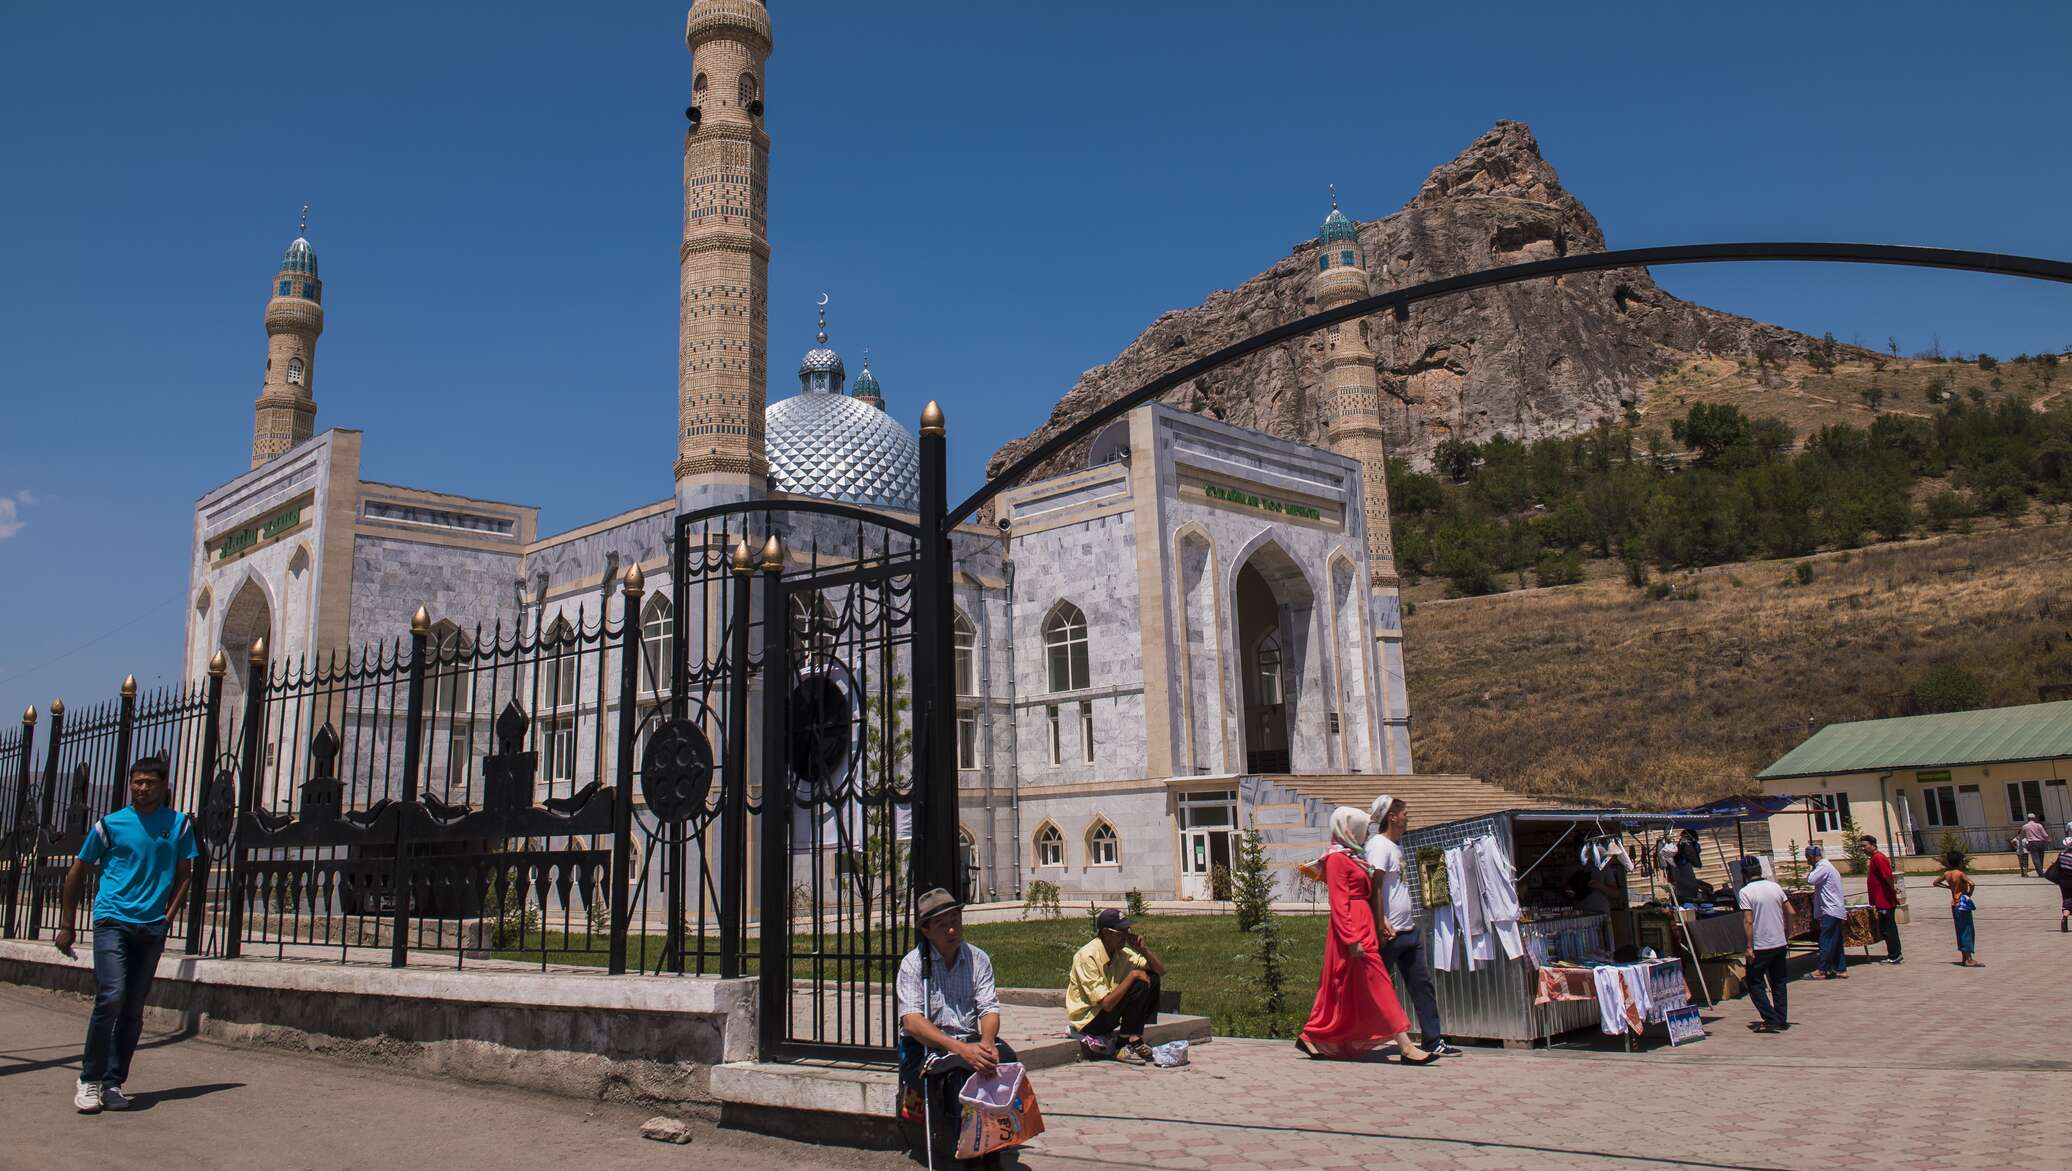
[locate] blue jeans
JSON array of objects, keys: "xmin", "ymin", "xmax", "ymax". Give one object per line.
[
  {"xmin": 1952, "ymin": 906, "xmax": 1976, "ymax": 955},
  {"xmin": 1380, "ymin": 926, "xmax": 1444, "ymax": 1046},
  {"xmin": 1816, "ymin": 914, "xmax": 1847, "ymax": 975},
  {"xmin": 82, "ymin": 920, "xmax": 169, "ymax": 1086}
]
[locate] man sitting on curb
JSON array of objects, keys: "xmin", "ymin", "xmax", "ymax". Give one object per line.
[
  {"xmin": 896, "ymin": 888, "xmax": 1017, "ymax": 1165},
  {"xmin": 1065, "ymin": 908, "xmax": 1166, "ymax": 1061}
]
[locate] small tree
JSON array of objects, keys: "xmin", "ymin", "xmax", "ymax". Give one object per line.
[
  {"xmin": 1840, "ymin": 814, "xmax": 1870, "ymax": 876},
  {"xmin": 1125, "ymin": 889, "xmax": 1148, "ymax": 920},
  {"xmin": 1256, "ymin": 909, "xmax": 1287, "ymax": 1036},
  {"xmin": 1232, "ymin": 819, "xmax": 1275, "ymax": 933},
  {"xmin": 1935, "ymin": 832, "xmax": 1970, "ymax": 872},
  {"xmin": 1021, "ymin": 880, "xmax": 1061, "ymax": 921}
]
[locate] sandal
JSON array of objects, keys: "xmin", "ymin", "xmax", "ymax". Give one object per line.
[{"xmin": 1293, "ymin": 1038, "xmax": 1321, "ymax": 1060}]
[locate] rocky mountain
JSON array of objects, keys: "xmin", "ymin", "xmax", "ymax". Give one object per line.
[{"xmin": 987, "ymin": 120, "xmax": 1838, "ymax": 485}]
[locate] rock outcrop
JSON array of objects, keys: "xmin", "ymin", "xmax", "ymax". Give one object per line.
[{"xmin": 986, "ymin": 120, "xmax": 1833, "ymax": 487}]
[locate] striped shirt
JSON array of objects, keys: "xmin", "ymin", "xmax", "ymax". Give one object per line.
[{"xmin": 895, "ymin": 942, "xmax": 999, "ymax": 1039}]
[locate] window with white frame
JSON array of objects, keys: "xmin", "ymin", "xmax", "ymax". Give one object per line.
[
  {"xmin": 545, "ymin": 716, "xmax": 577, "ymax": 784},
  {"xmin": 1046, "ymin": 704, "xmax": 1061, "ymax": 765},
  {"xmin": 1921, "ymin": 784, "xmax": 1959, "ymax": 826},
  {"xmin": 542, "ymin": 619, "xmax": 578, "ymax": 712},
  {"xmin": 957, "ymin": 708, "xmax": 978, "ymax": 771},
  {"xmin": 1088, "ymin": 821, "xmax": 1118, "ymax": 866},
  {"xmin": 953, "ymin": 610, "xmax": 977, "ymax": 697},
  {"xmin": 1255, "ymin": 632, "xmax": 1284, "ymax": 706},
  {"xmin": 1035, "ymin": 824, "xmax": 1063, "ymax": 867},
  {"xmin": 1043, "ymin": 602, "xmax": 1089, "ymax": 692},
  {"xmin": 789, "ymin": 593, "xmax": 838, "ymax": 662},
  {"xmin": 640, "ymin": 594, "xmax": 674, "ymax": 695},
  {"xmin": 1079, "ymin": 701, "xmax": 1094, "ymax": 764},
  {"xmin": 286, "ymin": 356, "xmax": 305, "ymax": 385},
  {"xmin": 429, "ymin": 622, "xmax": 472, "ymax": 715},
  {"xmin": 1808, "ymin": 793, "xmax": 1852, "ymax": 833}
]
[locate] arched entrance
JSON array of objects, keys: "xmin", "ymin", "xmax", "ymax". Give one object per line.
[
  {"xmin": 219, "ymin": 578, "xmax": 273, "ymax": 715},
  {"xmin": 1234, "ymin": 543, "xmax": 1314, "ymax": 774}
]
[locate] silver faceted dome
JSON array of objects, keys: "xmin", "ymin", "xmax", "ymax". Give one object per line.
[{"xmin": 766, "ymin": 392, "xmax": 921, "ymax": 511}]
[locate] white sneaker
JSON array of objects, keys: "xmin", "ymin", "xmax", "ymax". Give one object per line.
[
  {"xmin": 100, "ymin": 1083, "xmax": 133, "ymax": 1110},
  {"xmin": 74, "ymin": 1079, "xmax": 103, "ymax": 1114}
]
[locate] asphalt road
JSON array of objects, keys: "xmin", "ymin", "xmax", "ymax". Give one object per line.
[{"xmin": 0, "ymin": 984, "xmax": 907, "ymax": 1171}]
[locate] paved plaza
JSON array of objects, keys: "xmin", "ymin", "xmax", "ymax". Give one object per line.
[
  {"xmin": 3, "ymin": 875, "xmax": 2066, "ymax": 1170},
  {"xmin": 1018, "ymin": 874, "xmax": 2072, "ymax": 1171}
]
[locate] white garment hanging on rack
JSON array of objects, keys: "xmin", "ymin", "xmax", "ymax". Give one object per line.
[{"xmin": 1472, "ymin": 835, "xmax": 1525, "ymax": 961}]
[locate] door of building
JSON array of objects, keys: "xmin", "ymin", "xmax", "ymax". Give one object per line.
[{"xmin": 1177, "ymin": 789, "xmax": 1236, "ymax": 900}]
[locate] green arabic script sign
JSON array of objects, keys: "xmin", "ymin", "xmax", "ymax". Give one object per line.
[
  {"xmin": 1203, "ymin": 483, "xmax": 1323, "ymax": 521},
  {"xmin": 217, "ymin": 505, "xmax": 303, "ymax": 560}
]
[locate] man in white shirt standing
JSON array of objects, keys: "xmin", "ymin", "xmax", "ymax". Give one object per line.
[
  {"xmin": 1366, "ymin": 795, "xmax": 1461, "ymax": 1058},
  {"xmin": 1737, "ymin": 858, "xmax": 1792, "ymax": 1033},
  {"xmin": 1805, "ymin": 844, "xmax": 1849, "ymax": 979}
]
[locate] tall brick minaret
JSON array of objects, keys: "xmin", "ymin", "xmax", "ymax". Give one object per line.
[
  {"xmin": 676, "ymin": 0, "xmax": 773, "ymax": 509},
  {"xmin": 1311, "ymin": 188, "xmax": 1395, "ymax": 585},
  {"xmin": 1311, "ymin": 188, "xmax": 1413, "ymax": 771},
  {"xmin": 252, "ymin": 208, "xmax": 323, "ymax": 468}
]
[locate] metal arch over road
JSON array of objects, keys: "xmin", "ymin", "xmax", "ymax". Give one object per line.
[{"xmin": 949, "ymin": 242, "xmax": 2072, "ymax": 528}]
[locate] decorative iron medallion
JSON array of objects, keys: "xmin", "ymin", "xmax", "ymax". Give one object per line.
[
  {"xmin": 788, "ymin": 659, "xmax": 860, "ymax": 799},
  {"xmin": 641, "ymin": 718, "xmax": 715, "ymax": 823},
  {"xmin": 200, "ymin": 766, "xmax": 238, "ymax": 846}
]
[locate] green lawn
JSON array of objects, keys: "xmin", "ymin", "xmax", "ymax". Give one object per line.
[
  {"xmin": 967, "ymin": 912, "xmax": 1326, "ymax": 1038},
  {"xmin": 494, "ymin": 912, "xmax": 1328, "ymax": 1038}
]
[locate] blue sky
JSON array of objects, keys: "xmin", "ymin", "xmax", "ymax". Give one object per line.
[{"xmin": 3, "ymin": 1, "xmax": 2069, "ymax": 707}]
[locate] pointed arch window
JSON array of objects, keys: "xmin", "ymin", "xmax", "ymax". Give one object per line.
[
  {"xmin": 789, "ymin": 593, "xmax": 838, "ymax": 662},
  {"xmin": 1088, "ymin": 820, "xmax": 1119, "ymax": 867},
  {"xmin": 540, "ymin": 618, "xmax": 579, "ymax": 785},
  {"xmin": 1255, "ymin": 631, "xmax": 1284, "ymax": 707},
  {"xmin": 428, "ymin": 622, "xmax": 472, "ymax": 715},
  {"xmin": 953, "ymin": 610, "xmax": 977, "ymax": 697},
  {"xmin": 286, "ymin": 357, "xmax": 305, "ymax": 386},
  {"xmin": 641, "ymin": 594, "xmax": 674, "ymax": 695},
  {"xmin": 1035, "ymin": 823, "xmax": 1064, "ymax": 868},
  {"xmin": 1043, "ymin": 602, "xmax": 1089, "ymax": 693}
]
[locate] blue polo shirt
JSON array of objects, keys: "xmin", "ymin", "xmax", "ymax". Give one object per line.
[{"xmin": 77, "ymin": 805, "xmax": 198, "ymax": 925}]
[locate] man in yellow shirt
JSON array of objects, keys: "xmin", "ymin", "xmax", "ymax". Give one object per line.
[{"xmin": 1065, "ymin": 909, "xmax": 1166, "ymax": 1061}]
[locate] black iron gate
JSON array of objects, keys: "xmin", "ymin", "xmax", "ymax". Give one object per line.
[{"xmin": 759, "ymin": 516, "xmax": 922, "ymax": 1061}]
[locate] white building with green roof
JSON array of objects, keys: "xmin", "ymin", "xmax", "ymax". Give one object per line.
[{"xmin": 1756, "ymin": 700, "xmax": 2072, "ymax": 862}]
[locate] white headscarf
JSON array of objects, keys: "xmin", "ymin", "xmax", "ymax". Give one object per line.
[
  {"xmin": 1367, "ymin": 793, "xmax": 1398, "ymax": 831},
  {"xmin": 1330, "ymin": 805, "xmax": 1370, "ymax": 851}
]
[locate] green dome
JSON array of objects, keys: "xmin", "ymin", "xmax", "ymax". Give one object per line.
[
  {"xmin": 851, "ymin": 365, "xmax": 881, "ymax": 399},
  {"xmin": 1317, "ymin": 207, "xmax": 1358, "ymax": 245},
  {"xmin": 281, "ymin": 237, "xmax": 318, "ymax": 277}
]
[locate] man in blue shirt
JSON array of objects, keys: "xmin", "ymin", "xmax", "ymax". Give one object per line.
[{"xmin": 55, "ymin": 754, "xmax": 199, "ymax": 1114}]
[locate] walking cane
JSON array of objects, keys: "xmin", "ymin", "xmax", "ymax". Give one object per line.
[{"xmin": 921, "ymin": 943, "xmax": 936, "ymax": 1171}]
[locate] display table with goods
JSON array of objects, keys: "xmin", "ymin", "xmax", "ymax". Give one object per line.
[
  {"xmin": 1395, "ymin": 802, "xmax": 1792, "ymax": 1048},
  {"xmin": 1396, "ymin": 810, "xmax": 1707, "ymax": 1048}
]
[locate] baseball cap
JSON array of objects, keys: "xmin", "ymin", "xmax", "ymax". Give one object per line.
[{"xmin": 1095, "ymin": 908, "xmax": 1133, "ymax": 934}]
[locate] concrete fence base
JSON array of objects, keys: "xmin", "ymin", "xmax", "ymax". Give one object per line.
[{"xmin": 0, "ymin": 940, "xmax": 756, "ymax": 1113}]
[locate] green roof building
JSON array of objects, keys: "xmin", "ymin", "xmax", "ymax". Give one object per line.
[{"xmin": 1756, "ymin": 701, "xmax": 2072, "ymax": 863}]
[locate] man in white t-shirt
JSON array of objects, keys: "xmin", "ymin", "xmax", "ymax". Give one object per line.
[
  {"xmin": 1365, "ymin": 795, "xmax": 1460, "ymax": 1057},
  {"xmin": 1737, "ymin": 858, "xmax": 1792, "ymax": 1033}
]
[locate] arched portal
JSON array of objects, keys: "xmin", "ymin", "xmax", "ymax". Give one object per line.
[
  {"xmin": 1232, "ymin": 542, "xmax": 1314, "ymax": 774},
  {"xmin": 219, "ymin": 578, "xmax": 273, "ymax": 718}
]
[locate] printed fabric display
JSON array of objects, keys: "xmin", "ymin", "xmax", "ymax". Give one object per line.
[{"xmin": 1590, "ymin": 960, "xmax": 1692, "ymax": 1036}]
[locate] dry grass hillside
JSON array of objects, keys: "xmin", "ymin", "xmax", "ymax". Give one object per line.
[
  {"xmin": 1642, "ymin": 349, "xmax": 2067, "ymax": 443},
  {"xmin": 1401, "ymin": 521, "xmax": 2072, "ymax": 808}
]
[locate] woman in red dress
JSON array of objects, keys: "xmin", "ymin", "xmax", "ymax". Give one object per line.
[{"xmin": 1296, "ymin": 807, "xmax": 1437, "ymax": 1063}]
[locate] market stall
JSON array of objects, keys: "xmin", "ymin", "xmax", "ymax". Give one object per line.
[{"xmin": 1395, "ymin": 801, "xmax": 1789, "ymax": 1047}]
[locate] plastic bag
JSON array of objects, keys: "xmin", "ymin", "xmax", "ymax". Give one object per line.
[
  {"xmin": 1151, "ymin": 1040, "xmax": 1190, "ymax": 1067},
  {"xmin": 1077, "ymin": 1032, "xmax": 1119, "ymax": 1060},
  {"xmin": 954, "ymin": 1065, "xmax": 1045, "ymax": 1160}
]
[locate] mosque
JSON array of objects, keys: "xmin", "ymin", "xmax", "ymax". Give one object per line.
[{"xmin": 181, "ymin": 0, "xmax": 1433, "ymax": 902}]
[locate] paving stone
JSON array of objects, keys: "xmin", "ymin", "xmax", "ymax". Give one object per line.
[{"xmin": 1015, "ymin": 876, "xmax": 2072, "ymax": 1171}]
